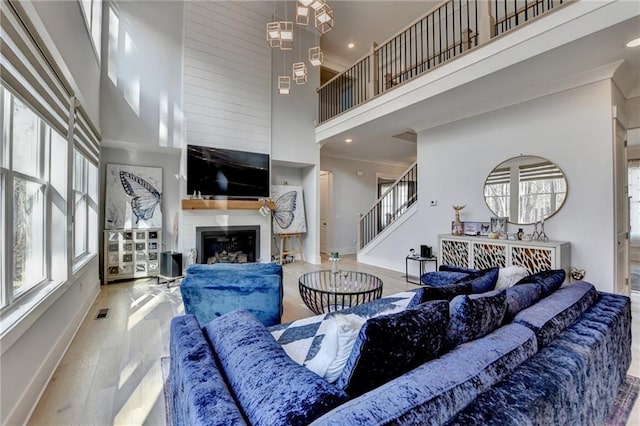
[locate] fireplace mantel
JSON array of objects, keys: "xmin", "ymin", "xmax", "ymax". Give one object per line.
[{"xmin": 182, "ymin": 199, "xmax": 275, "ymax": 210}]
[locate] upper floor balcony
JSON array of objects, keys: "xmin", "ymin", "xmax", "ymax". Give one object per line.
[{"xmin": 318, "ymin": 0, "xmax": 571, "ymax": 124}]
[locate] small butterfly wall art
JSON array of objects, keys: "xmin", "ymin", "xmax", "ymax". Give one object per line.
[
  {"xmin": 271, "ymin": 185, "xmax": 307, "ymax": 235},
  {"xmin": 105, "ymin": 164, "xmax": 163, "ymax": 229}
]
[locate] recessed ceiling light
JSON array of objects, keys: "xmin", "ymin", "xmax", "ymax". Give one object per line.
[
  {"xmin": 345, "ymin": 138, "xmax": 353, "ymax": 143},
  {"xmin": 347, "ymin": 43, "xmax": 355, "ymax": 49},
  {"xmin": 626, "ymin": 37, "xmax": 640, "ymax": 47}
]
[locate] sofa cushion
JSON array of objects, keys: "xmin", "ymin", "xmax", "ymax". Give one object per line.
[
  {"xmin": 456, "ymin": 268, "xmax": 499, "ymax": 293},
  {"xmin": 514, "ymin": 269, "xmax": 565, "ymax": 297},
  {"xmin": 446, "ymin": 290, "xmax": 507, "ymax": 347},
  {"xmin": 310, "ymin": 324, "xmax": 538, "ymax": 426},
  {"xmin": 495, "ymin": 266, "xmax": 531, "ymax": 290},
  {"xmin": 504, "ymin": 282, "xmax": 543, "ymax": 323},
  {"xmin": 204, "ymin": 309, "xmax": 348, "ymax": 426},
  {"xmin": 169, "ymin": 315, "xmax": 248, "ymax": 426},
  {"xmin": 513, "ymin": 281, "xmax": 599, "ymax": 347},
  {"xmin": 420, "ymin": 271, "xmax": 469, "ymax": 287},
  {"xmin": 407, "ymin": 282, "xmax": 474, "ymax": 307},
  {"xmin": 336, "ymin": 300, "xmax": 449, "ymax": 398}
]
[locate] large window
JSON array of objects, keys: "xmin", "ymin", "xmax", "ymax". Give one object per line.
[
  {"xmin": 79, "ymin": 0, "xmax": 102, "ymax": 62},
  {"xmin": 1, "ymin": 86, "xmax": 68, "ymax": 307},
  {"xmin": 73, "ymin": 150, "xmax": 98, "ymax": 261}
]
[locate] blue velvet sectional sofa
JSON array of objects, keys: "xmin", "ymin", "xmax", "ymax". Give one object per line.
[{"xmin": 169, "ymin": 275, "xmax": 631, "ymax": 426}]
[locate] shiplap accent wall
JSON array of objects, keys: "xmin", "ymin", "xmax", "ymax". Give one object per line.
[{"xmin": 184, "ymin": 1, "xmax": 271, "ymax": 154}]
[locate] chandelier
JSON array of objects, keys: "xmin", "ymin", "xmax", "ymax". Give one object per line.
[{"xmin": 267, "ymin": 0, "xmax": 333, "ymax": 94}]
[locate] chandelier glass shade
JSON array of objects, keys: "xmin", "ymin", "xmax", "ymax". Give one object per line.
[
  {"xmin": 292, "ymin": 62, "xmax": 307, "ymax": 84},
  {"xmin": 278, "ymin": 76, "xmax": 291, "ymax": 94},
  {"xmin": 309, "ymin": 46, "xmax": 323, "ymax": 66},
  {"xmin": 268, "ymin": 0, "xmax": 332, "ymax": 94}
]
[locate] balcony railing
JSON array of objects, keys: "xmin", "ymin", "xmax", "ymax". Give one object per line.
[
  {"xmin": 359, "ymin": 163, "xmax": 417, "ymax": 249},
  {"xmin": 318, "ymin": 0, "xmax": 566, "ymax": 124}
]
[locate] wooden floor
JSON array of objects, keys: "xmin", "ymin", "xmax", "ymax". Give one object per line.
[
  {"xmin": 28, "ymin": 257, "xmax": 640, "ymax": 425},
  {"xmin": 28, "ymin": 255, "xmax": 417, "ymax": 425}
]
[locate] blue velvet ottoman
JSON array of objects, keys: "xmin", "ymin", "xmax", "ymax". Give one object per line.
[{"xmin": 180, "ymin": 263, "xmax": 284, "ymax": 327}]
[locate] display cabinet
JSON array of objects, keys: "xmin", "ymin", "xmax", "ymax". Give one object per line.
[
  {"xmin": 438, "ymin": 234, "xmax": 570, "ymax": 275},
  {"xmin": 104, "ymin": 229, "xmax": 161, "ymax": 283}
]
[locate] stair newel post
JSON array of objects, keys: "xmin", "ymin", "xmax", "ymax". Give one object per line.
[
  {"xmin": 477, "ymin": 0, "xmax": 496, "ymax": 45},
  {"xmin": 358, "ymin": 213, "xmax": 363, "ymax": 250},
  {"xmin": 369, "ymin": 42, "xmax": 379, "ymax": 100}
]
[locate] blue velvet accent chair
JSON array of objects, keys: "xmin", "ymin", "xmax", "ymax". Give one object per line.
[{"xmin": 180, "ymin": 263, "xmax": 283, "ymax": 327}]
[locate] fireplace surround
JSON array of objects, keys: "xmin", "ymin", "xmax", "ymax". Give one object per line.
[{"xmin": 196, "ymin": 226, "xmax": 260, "ymax": 264}]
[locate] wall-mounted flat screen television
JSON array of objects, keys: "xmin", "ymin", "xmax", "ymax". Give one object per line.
[{"xmin": 187, "ymin": 145, "xmax": 270, "ymax": 198}]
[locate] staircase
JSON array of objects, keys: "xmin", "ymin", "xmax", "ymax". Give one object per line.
[{"xmin": 359, "ymin": 163, "xmax": 417, "ymax": 249}]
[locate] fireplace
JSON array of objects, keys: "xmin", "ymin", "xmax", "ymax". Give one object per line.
[{"xmin": 196, "ymin": 226, "xmax": 260, "ymax": 264}]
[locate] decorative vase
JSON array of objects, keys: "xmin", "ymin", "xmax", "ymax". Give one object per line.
[{"xmin": 330, "ymin": 252, "xmax": 340, "ymax": 274}]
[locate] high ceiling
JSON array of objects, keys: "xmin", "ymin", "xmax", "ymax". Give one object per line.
[{"xmin": 320, "ymin": 1, "xmax": 440, "ymax": 67}]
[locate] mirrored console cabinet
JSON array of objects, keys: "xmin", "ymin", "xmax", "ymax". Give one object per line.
[
  {"xmin": 104, "ymin": 229, "xmax": 162, "ymax": 283},
  {"xmin": 438, "ymin": 234, "xmax": 570, "ymax": 276}
]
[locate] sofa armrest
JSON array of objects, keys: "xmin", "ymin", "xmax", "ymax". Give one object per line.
[{"xmin": 169, "ymin": 315, "xmax": 247, "ymax": 426}]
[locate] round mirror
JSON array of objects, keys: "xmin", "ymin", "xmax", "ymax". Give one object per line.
[{"xmin": 483, "ymin": 155, "xmax": 567, "ymax": 225}]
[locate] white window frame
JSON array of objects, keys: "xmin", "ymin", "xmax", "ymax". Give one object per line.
[
  {"xmin": 72, "ymin": 150, "xmax": 98, "ymax": 265},
  {"xmin": 78, "ymin": 0, "xmax": 102, "ymax": 63},
  {"xmin": 0, "ymin": 87, "xmax": 55, "ymax": 309}
]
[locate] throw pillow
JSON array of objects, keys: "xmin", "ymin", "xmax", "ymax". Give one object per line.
[
  {"xmin": 504, "ymin": 282, "xmax": 542, "ymax": 323},
  {"xmin": 439, "ymin": 265, "xmax": 479, "ymax": 274},
  {"xmin": 446, "ymin": 290, "xmax": 507, "ymax": 348},
  {"xmin": 407, "ymin": 281, "xmax": 474, "ymax": 307},
  {"xmin": 204, "ymin": 309, "xmax": 348, "ymax": 426},
  {"xmin": 456, "ymin": 268, "xmax": 500, "ymax": 293},
  {"xmin": 515, "ymin": 269, "xmax": 566, "ymax": 297},
  {"xmin": 336, "ymin": 300, "xmax": 449, "ymax": 398},
  {"xmin": 305, "ymin": 314, "xmax": 367, "ymax": 383},
  {"xmin": 495, "ymin": 266, "xmax": 530, "ymax": 290},
  {"xmin": 420, "ymin": 271, "xmax": 469, "ymax": 287}
]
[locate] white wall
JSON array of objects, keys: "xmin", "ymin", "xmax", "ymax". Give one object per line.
[
  {"xmin": 320, "ymin": 156, "xmax": 409, "ymax": 254},
  {"xmin": 101, "ymin": 0, "xmax": 184, "ymax": 149},
  {"xmin": 416, "ymin": 80, "xmax": 615, "ymax": 292},
  {"xmin": 271, "ymin": 26, "xmax": 320, "ymax": 166},
  {"xmin": 30, "ymin": 0, "xmax": 101, "ymax": 125},
  {"xmin": 183, "ymin": 1, "xmax": 271, "ymax": 154}
]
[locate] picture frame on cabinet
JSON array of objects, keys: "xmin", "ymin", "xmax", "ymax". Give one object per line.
[
  {"xmin": 464, "ymin": 222, "xmax": 479, "ymax": 236},
  {"xmin": 491, "ymin": 217, "xmax": 508, "ymax": 233},
  {"xmin": 479, "ymin": 222, "xmax": 491, "ymax": 236}
]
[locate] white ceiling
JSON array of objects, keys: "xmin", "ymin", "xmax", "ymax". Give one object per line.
[{"xmin": 320, "ymin": 1, "xmax": 440, "ymax": 67}]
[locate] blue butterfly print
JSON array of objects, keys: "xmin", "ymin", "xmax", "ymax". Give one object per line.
[
  {"xmin": 119, "ymin": 171, "xmax": 162, "ymax": 224},
  {"xmin": 274, "ymin": 191, "xmax": 297, "ymax": 229}
]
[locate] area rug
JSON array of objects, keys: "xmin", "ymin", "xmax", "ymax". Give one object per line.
[
  {"xmin": 607, "ymin": 375, "xmax": 640, "ymax": 426},
  {"xmin": 161, "ymin": 356, "xmax": 639, "ymax": 425}
]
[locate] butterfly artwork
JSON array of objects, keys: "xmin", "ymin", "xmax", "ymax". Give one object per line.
[
  {"xmin": 272, "ymin": 185, "xmax": 307, "ymax": 235},
  {"xmin": 105, "ymin": 164, "xmax": 163, "ymax": 229},
  {"xmin": 119, "ymin": 171, "xmax": 163, "ymax": 224}
]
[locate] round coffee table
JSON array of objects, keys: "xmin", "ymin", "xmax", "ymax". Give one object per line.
[{"xmin": 298, "ymin": 270, "xmax": 383, "ymax": 315}]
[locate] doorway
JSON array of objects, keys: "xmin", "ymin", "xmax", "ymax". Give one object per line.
[
  {"xmin": 630, "ymin": 159, "xmax": 640, "ymax": 291},
  {"xmin": 319, "ymin": 171, "xmax": 333, "ymax": 255}
]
